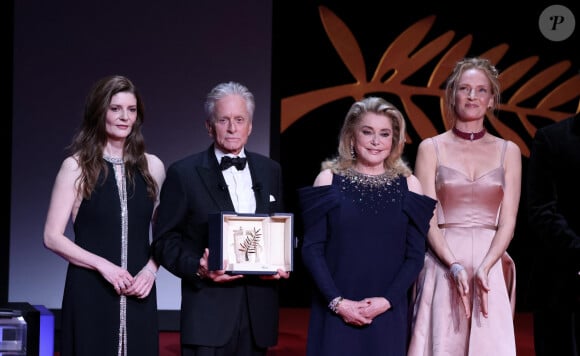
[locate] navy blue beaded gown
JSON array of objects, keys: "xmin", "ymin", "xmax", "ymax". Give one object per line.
[
  {"xmin": 60, "ymin": 160, "xmax": 159, "ymax": 356},
  {"xmin": 298, "ymin": 169, "xmax": 436, "ymax": 356}
]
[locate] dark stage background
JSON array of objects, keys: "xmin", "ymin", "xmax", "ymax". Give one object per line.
[
  {"xmin": 273, "ymin": 0, "xmax": 579, "ymax": 310},
  {"xmin": 3, "ymin": 0, "xmax": 579, "ymax": 340},
  {"xmin": 6, "ymin": 1, "xmax": 273, "ymax": 313}
]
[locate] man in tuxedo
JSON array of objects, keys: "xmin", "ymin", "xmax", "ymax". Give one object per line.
[
  {"xmin": 152, "ymin": 81, "xmax": 290, "ymax": 356},
  {"xmin": 527, "ymin": 112, "xmax": 580, "ymax": 356}
]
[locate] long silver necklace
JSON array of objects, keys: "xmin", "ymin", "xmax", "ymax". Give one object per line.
[{"xmin": 104, "ymin": 156, "xmax": 128, "ymax": 356}]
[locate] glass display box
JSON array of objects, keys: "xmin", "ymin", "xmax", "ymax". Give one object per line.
[{"xmin": 209, "ymin": 212, "xmax": 294, "ymax": 274}]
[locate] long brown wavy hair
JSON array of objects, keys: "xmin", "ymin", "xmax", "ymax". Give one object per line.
[{"xmin": 68, "ymin": 75, "xmax": 158, "ymax": 200}]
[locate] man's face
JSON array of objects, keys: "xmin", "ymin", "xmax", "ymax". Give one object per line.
[{"xmin": 206, "ymin": 94, "xmax": 252, "ymax": 155}]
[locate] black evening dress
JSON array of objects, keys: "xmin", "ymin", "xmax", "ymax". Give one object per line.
[
  {"xmin": 299, "ymin": 170, "xmax": 436, "ymax": 356},
  {"xmin": 60, "ymin": 160, "xmax": 159, "ymax": 356}
]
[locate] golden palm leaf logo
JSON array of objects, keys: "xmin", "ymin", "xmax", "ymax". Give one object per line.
[{"xmin": 280, "ymin": 6, "xmax": 579, "ymax": 157}]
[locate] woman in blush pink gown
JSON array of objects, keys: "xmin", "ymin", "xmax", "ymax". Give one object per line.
[{"xmin": 407, "ymin": 57, "xmax": 521, "ymax": 356}]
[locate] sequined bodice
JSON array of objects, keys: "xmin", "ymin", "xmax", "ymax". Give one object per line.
[
  {"xmin": 298, "ymin": 167, "xmax": 436, "ymax": 356},
  {"xmin": 336, "ymin": 168, "xmax": 402, "ymax": 214}
]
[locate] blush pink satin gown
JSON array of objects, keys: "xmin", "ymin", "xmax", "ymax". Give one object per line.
[{"xmin": 408, "ymin": 138, "xmax": 517, "ymax": 356}]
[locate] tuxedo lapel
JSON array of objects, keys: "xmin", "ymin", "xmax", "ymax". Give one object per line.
[
  {"xmin": 247, "ymin": 153, "xmax": 269, "ymax": 214},
  {"xmin": 199, "ymin": 148, "xmax": 271, "ymax": 214},
  {"xmin": 198, "ymin": 149, "xmax": 235, "ymax": 211}
]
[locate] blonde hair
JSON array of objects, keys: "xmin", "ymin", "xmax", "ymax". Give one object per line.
[
  {"xmin": 444, "ymin": 57, "xmax": 501, "ymax": 125},
  {"xmin": 322, "ymin": 96, "xmax": 411, "ymax": 176}
]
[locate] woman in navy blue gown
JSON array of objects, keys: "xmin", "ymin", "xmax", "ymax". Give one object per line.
[{"xmin": 298, "ymin": 97, "xmax": 436, "ymax": 355}]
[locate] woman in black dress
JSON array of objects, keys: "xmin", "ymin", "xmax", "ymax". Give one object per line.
[{"xmin": 43, "ymin": 75, "xmax": 165, "ymax": 355}]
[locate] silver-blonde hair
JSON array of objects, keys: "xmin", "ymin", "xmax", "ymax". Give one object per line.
[{"xmin": 322, "ymin": 96, "xmax": 411, "ymax": 176}]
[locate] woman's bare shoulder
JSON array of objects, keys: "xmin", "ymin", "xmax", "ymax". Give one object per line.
[
  {"xmin": 417, "ymin": 132, "xmax": 449, "ymax": 151},
  {"xmin": 406, "ymin": 174, "xmax": 423, "ymax": 194},
  {"xmin": 313, "ymin": 168, "xmax": 333, "ymax": 187},
  {"xmin": 145, "ymin": 152, "xmax": 164, "ymax": 169},
  {"xmin": 60, "ymin": 155, "xmax": 80, "ymax": 172},
  {"xmin": 504, "ymin": 139, "xmax": 522, "ymax": 155},
  {"xmin": 145, "ymin": 152, "xmax": 166, "ymax": 183}
]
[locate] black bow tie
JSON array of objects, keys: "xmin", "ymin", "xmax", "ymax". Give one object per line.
[{"xmin": 220, "ymin": 156, "xmax": 247, "ymax": 171}]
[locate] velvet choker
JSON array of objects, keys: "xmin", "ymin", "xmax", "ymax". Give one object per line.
[{"xmin": 452, "ymin": 126, "xmax": 486, "ymax": 141}]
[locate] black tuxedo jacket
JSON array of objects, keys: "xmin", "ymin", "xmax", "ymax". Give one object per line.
[
  {"xmin": 527, "ymin": 113, "xmax": 580, "ymax": 308},
  {"xmin": 152, "ymin": 145, "xmax": 284, "ymax": 347}
]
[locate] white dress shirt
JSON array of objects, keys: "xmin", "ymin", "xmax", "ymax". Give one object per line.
[{"xmin": 215, "ymin": 148, "xmax": 256, "ymax": 213}]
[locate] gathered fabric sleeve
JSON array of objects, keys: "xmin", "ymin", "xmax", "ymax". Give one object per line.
[
  {"xmin": 298, "ymin": 185, "xmax": 342, "ymax": 303},
  {"xmin": 403, "ymin": 191, "xmax": 437, "ymax": 237},
  {"xmin": 384, "ymin": 191, "xmax": 437, "ymax": 307}
]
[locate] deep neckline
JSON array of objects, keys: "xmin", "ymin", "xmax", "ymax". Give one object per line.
[{"xmin": 438, "ymin": 164, "xmax": 503, "ymax": 182}]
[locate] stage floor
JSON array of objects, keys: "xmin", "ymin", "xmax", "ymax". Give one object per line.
[{"xmin": 156, "ymin": 308, "xmax": 535, "ymax": 356}]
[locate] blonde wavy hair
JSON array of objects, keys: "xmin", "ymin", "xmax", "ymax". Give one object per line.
[{"xmin": 322, "ymin": 96, "xmax": 411, "ymax": 177}]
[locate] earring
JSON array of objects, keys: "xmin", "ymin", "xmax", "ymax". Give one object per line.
[{"xmin": 350, "ymin": 144, "xmax": 356, "ymax": 160}]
